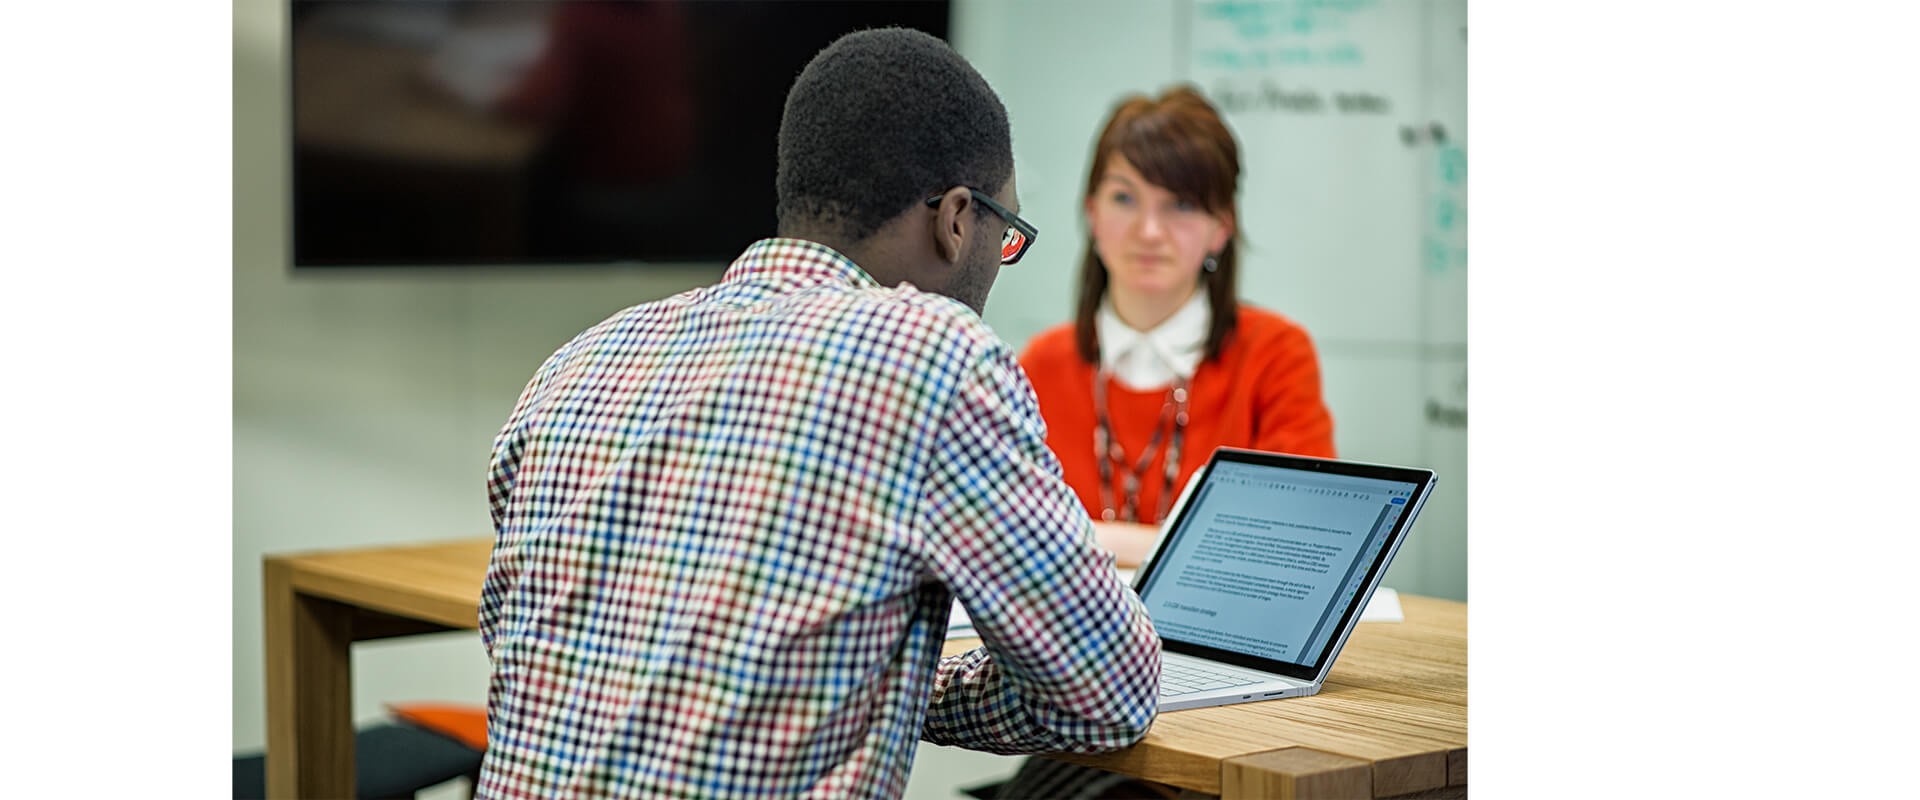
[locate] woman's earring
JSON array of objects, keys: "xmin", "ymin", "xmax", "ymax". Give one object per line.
[{"xmin": 1202, "ymin": 254, "xmax": 1219, "ymax": 273}]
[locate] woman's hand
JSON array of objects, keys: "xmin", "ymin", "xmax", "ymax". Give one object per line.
[{"xmin": 1091, "ymin": 520, "xmax": 1161, "ymax": 569}]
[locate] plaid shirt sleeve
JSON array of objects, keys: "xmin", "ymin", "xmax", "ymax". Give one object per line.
[{"xmin": 914, "ymin": 341, "xmax": 1162, "ymax": 754}]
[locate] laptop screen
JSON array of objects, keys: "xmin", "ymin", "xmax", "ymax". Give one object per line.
[{"xmin": 1134, "ymin": 449, "xmax": 1433, "ymax": 680}]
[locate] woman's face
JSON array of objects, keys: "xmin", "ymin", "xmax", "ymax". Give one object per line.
[{"xmin": 1085, "ymin": 154, "xmax": 1234, "ymax": 302}]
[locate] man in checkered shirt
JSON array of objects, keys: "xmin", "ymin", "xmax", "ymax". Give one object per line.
[{"xmin": 476, "ymin": 28, "xmax": 1161, "ymax": 799}]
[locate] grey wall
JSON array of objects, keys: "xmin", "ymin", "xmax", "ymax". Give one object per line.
[{"xmin": 234, "ymin": 0, "xmax": 718, "ymax": 750}]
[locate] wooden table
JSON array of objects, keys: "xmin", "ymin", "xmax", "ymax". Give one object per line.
[{"xmin": 264, "ymin": 538, "xmax": 1465, "ymax": 799}]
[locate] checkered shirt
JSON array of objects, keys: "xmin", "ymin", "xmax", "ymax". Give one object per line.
[{"xmin": 477, "ymin": 238, "xmax": 1161, "ymax": 799}]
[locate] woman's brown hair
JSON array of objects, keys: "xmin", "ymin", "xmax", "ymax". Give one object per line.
[{"xmin": 1073, "ymin": 85, "xmax": 1242, "ymax": 364}]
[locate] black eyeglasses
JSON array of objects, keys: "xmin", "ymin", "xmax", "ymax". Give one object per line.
[{"xmin": 924, "ymin": 187, "xmax": 1038, "ymax": 265}]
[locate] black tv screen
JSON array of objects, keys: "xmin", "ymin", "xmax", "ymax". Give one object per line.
[{"xmin": 291, "ymin": 0, "xmax": 952, "ymax": 268}]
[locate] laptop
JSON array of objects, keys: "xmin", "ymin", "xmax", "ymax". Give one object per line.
[{"xmin": 1134, "ymin": 447, "xmax": 1437, "ymax": 711}]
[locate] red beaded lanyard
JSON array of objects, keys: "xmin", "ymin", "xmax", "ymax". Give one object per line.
[{"xmin": 1092, "ymin": 370, "xmax": 1191, "ymax": 523}]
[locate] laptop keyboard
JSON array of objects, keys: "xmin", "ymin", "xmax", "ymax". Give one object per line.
[{"xmin": 1159, "ymin": 658, "xmax": 1265, "ymax": 697}]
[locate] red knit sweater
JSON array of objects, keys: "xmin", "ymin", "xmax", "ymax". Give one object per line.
[{"xmin": 1018, "ymin": 305, "xmax": 1336, "ymax": 524}]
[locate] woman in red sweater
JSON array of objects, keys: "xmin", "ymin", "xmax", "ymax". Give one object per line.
[{"xmin": 1020, "ymin": 86, "xmax": 1336, "ymax": 568}]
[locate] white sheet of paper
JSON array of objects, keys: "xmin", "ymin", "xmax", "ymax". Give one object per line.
[
  {"xmin": 1359, "ymin": 587, "xmax": 1403, "ymax": 622},
  {"xmin": 946, "ymin": 577, "xmax": 1403, "ymax": 640},
  {"xmin": 945, "ymin": 601, "xmax": 975, "ymax": 640}
]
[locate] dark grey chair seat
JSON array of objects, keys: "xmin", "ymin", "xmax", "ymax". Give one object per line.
[{"xmin": 232, "ymin": 721, "xmax": 482, "ymax": 799}]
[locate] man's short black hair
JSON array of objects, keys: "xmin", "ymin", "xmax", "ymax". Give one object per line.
[{"xmin": 776, "ymin": 27, "xmax": 1012, "ymax": 241}]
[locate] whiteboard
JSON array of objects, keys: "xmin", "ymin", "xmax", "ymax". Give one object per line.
[{"xmin": 1187, "ymin": 0, "xmax": 1429, "ymax": 346}]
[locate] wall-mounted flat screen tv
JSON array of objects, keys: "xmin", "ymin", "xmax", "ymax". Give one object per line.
[{"xmin": 291, "ymin": 0, "xmax": 952, "ymax": 268}]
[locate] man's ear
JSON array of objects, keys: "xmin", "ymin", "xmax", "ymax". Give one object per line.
[{"xmin": 930, "ymin": 186, "xmax": 972, "ymax": 265}]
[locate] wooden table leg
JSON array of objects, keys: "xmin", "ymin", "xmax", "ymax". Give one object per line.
[{"xmin": 264, "ymin": 559, "xmax": 356, "ymax": 798}]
